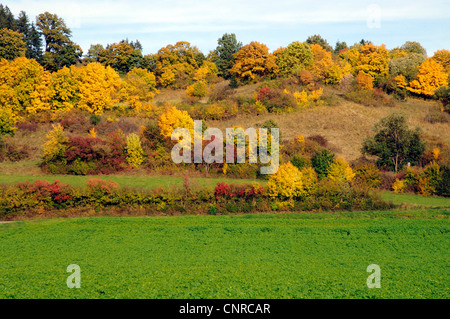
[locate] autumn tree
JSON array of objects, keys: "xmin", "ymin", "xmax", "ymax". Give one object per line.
[
  {"xmin": 352, "ymin": 43, "xmax": 390, "ymax": 84},
  {"xmin": 306, "ymin": 34, "xmax": 333, "ymax": 52},
  {"xmin": 119, "ymin": 67, "xmax": 159, "ymax": 109},
  {"xmin": 213, "ymin": 33, "xmax": 242, "ymax": 79},
  {"xmin": 158, "ymin": 106, "xmax": 194, "ymax": 139},
  {"xmin": 49, "ymin": 66, "xmax": 79, "ymax": 111},
  {"xmin": 362, "ymin": 113, "xmax": 425, "ymax": 172},
  {"xmin": 407, "ymin": 59, "xmax": 449, "ymax": 96},
  {"xmin": 73, "ymin": 62, "xmax": 121, "ymax": 114},
  {"xmin": 0, "ymin": 28, "xmax": 26, "ymax": 60},
  {"xmin": 85, "ymin": 44, "xmax": 104, "ymax": 63},
  {"xmin": 275, "ymin": 41, "xmax": 313, "ymax": 77},
  {"xmin": 0, "ymin": 57, "xmax": 52, "ymax": 115},
  {"xmin": 154, "ymin": 41, "xmax": 204, "ymax": 88},
  {"xmin": 334, "ymin": 41, "xmax": 348, "ymax": 54},
  {"xmin": 308, "ymin": 44, "xmax": 334, "ymax": 81}
]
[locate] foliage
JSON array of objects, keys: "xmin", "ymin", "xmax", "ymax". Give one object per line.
[
  {"xmin": 431, "ymin": 49, "xmax": 450, "ymax": 74},
  {"xmin": 186, "ymin": 80, "xmax": 208, "ymax": 98},
  {"xmin": 311, "ymin": 149, "xmax": 335, "ymax": 179},
  {"xmin": 214, "ymin": 33, "xmax": 242, "ymax": 79},
  {"xmin": 276, "ymin": 41, "xmax": 313, "ymax": 76},
  {"xmin": 400, "ymin": 41, "xmax": 427, "ymax": 56},
  {"xmin": 0, "ymin": 107, "xmax": 17, "ymax": 137},
  {"xmin": 0, "ymin": 28, "xmax": 26, "ymax": 60},
  {"xmin": 407, "ymin": 59, "xmax": 449, "ymax": 96},
  {"xmin": 306, "ymin": 34, "xmax": 333, "ymax": 52},
  {"xmin": 74, "ymin": 62, "xmax": 122, "ymax": 114},
  {"xmin": 119, "ymin": 67, "xmax": 159, "ymax": 110},
  {"xmin": 230, "ymin": 41, "xmax": 278, "ymax": 81},
  {"xmin": 388, "ymin": 53, "xmax": 426, "ymax": 82},
  {"xmin": 125, "ymin": 133, "xmax": 145, "ymax": 168},
  {"xmin": 328, "ymin": 157, "xmax": 355, "ymax": 182},
  {"xmin": 158, "ymin": 106, "xmax": 194, "ymax": 139},
  {"xmin": 42, "ymin": 124, "xmax": 68, "ymax": 163},
  {"xmin": 355, "ymin": 71, "xmax": 373, "ymax": 90},
  {"xmin": 362, "ymin": 113, "xmax": 425, "ymax": 172},
  {"xmin": 392, "ymin": 178, "xmax": 406, "ymax": 193},
  {"xmin": 309, "ymin": 44, "xmax": 334, "ymax": 81},
  {"xmin": 0, "ymin": 57, "xmax": 52, "ymax": 115},
  {"xmin": 266, "ymin": 162, "xmax": 309, "ymax": 199}
]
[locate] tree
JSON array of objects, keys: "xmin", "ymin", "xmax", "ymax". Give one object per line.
[
  {"xmin": 306, "ymin": 34, "xmax": 333, "ymax": 52},
  {"xmin": 431, "ymin": 49, "xmax": 450, "ymax": 74},
  {"xmin": 73, "ymin": 62, "xmax": 121, "ymax": 114},
  {"xmin": 275, "ymin": 41, "xmax": 312, "ymax": 76},
  {"xmin": 86, "ymin": 44, "xmax": 104, "ymax": 62},
  {"xmin": 154, "ymin": 41, "xmax": 203, "ymax": 87},
  {"xmin": 15, "ymin": 11, "xmax": 42, "ymax": 60},
  {"xmin": 98, "ymin": 42, "xmax": 141, "ymax": 74},
  {"xmin": 0, "ymin": 5, "xmax": 16, "ymax": 30},
  {"xmin": 0, "ymin": 107, "xmax": 16, "ymax": 138},
  {"xmin": 119, "ymin": 67, "xmax": 159, "ymax": 108},
  {"xmin": 389, "ymin": 53, "xmax": 426, "ymax": 82},
  {"xmin": 214, "ymin": 33, "xmax": 242, "ymax": 79},
  {"xmin": 309, "ymin": 44, "xmax": 334, "ymax": 81},
  {"xmin": 407, "ymin": 59, "xmax": 448, "ymax": 96},
  {"xmin": 36, "ymin": 12, "xmax": 82, "ymax": 71},
  {"xmin": 0, "ymin": 57, "xmax": 52, "ymax": 115},
  {"xmin": 230, "ymin": 41, "xmax": 278, "ymax": 82},
  {"xmin": 400, "ymin": 41, "xmax": 427, "ymax": 56},
  {"xmin": 353, "ymin": 43, "xmax": 390, "ymax": 84},
  {"xmin": 334, "ymin": 41, "xmax": 348, "ymax": 54},
  {"xmin": 0, "ymin": 28, "xmax": 26, "ymax": 60},
  {"xmin": 362, "ymin": 113, "xmax": 425, "ymax": 172}
]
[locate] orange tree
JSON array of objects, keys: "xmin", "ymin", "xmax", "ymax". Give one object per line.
[
  {"xmin": 407, "ymin": 59, "xmax": 448, "ymax": 96},
  {"xmin": 230, "ymin": 41, "xmax": 278, "ymax": 82}
]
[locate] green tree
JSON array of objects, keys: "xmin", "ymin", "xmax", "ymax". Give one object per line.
[
  {"xmin": 362, "ymin": 113, "xmax": 425, "ymax": 172},
  {"xmin": 334, "ymin": 41, "xmax": 348, "ymax": 54},
  {"xmin": 311, "ymin": 149, "xmax": 335, "ymax": 179},
  {"xmin": 0, "ymin": 4, "xmax": 16, "ymax": 30},
  {"xmin": 400, "ymin": 41, "xmax": 427, "ymax": 56},
  {"xmin": 214, "ymin": 33, "xmax": 242, "ymax": 79},
  {"xmin": 85, "ymin": 44, "xmax": 104, "ymax": 62},
  {"xmin": 389, "ymin": 53, "xmax": 426, "ymax": 82},
  {"xmin": 306, "ymin": 34, "xmax": 333, "ymax": 52},
  {"xmin": 0, "ymin": 28, "xmax": 26, "ymax": 60},
  {"xmin": 36, "ymin": 12, "xmax": 82, "ymax": 71},
  {"xmin": 276, "ymin": 41, "xmax": 313, "ymax": 76}
]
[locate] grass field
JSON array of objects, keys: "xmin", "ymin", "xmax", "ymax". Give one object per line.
[{"xmin": 1, "ymin": 209, "xmax": 448, "ymax": 299}]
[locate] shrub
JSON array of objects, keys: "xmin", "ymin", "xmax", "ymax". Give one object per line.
[
  {"xmin": 42, "ymin": 124, "xmax": 68, "ymax": 163},
  {"xmin": 353, "ymin": 162, "xmax": 381, "ymax": 188},
  {"xmin": 311, "ymin": 149, "xmax": 335, "ymax": 179},
  {"xmin": 290, "ymin": 155, "xmax": 311, "ymax": 170},
  {"xmin": 90, "ymin": 114, "xmax": 101, "ymax": 126},
  {"xmin": 266, "ymin": 162, "xmax": 308, "ymax": 199},
  {"xmin": 186, "ymin": 80, "xmax": 208, "ymax": 98},
  {"xmin": 328, "ymin": 157, "xmax": 355, "ymax": 182},
  {"xmin": 392, "ymin": 178, "xmax": 406, "ymax": 193},
  {"xmin": 125, "ymin": 133, "xmax": 145, "ymax": 168}
]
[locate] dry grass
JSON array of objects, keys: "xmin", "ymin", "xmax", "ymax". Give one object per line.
[{"xmin": 209, "ymin": 94, "xmax": 449, "ymax": 161}]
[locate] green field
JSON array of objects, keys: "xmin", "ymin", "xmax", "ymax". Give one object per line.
[{"xmin": 1, "ymin": 209, "xmax": 448, "ymax": 299}]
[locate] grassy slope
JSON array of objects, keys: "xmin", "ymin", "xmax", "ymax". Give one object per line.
[{"xmin": 1, "ymin": 210, "xmax": 448, "ymax": 299}]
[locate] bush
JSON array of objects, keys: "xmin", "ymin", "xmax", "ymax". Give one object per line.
[
  {"xmin": 266, "ymin": 162, "xmax": 309, "ymax": 200},
  {"xmin": 352, "ymin": 162, "xmax": 381, "ymax": 189},
  {"xmin": 311, "ymin": 149, "xmax": 335, "ymax": 179},
  {"xmin": 90, "ymin": 114, "xmax": 102, "ymax": 126},
  {"xmin": 290, "ymin": 155, "xmax": 311, "ymax": 170},
  {"xmin": 125, "ymin": 133, "xmax": 145, "ymax": 168}
]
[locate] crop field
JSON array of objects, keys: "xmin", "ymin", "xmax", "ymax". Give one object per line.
[{"xmin": 1, "ymin": 209, "xmax": 448, "ymax": 299}]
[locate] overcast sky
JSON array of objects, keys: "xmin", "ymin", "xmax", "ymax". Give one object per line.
[{"xmin": 6, "ymin": 0, "xmax": 450, "ymax": 56}]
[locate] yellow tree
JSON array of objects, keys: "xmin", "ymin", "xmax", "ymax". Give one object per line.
[
  {"xmin": 0, "ymin": 28, "xmax": 27, "ymax": 60},
  {"xmin": 0, "ymin": 57, "xmax": 52, "ymax": 116},
  {"xmin": 407, "ymin": 59, "xmax": 449, "ymax": 96},
  {"xmin": 158, "ymin": 106, "xmax": 194, "ymax": 139},
  {"xmin": 309, "ymin": 44, "xmax": 333, "ymax": 81},
  {"xmin": 353, "ymin": 43, "xmax": 390, "ymax": 84},
  {"xmin": 49, "ymin": 66, "xmax": 79, "ymax": 111},
  {"xmin": 74, "ymin": 62, "xmax": 121, "ymax": 114},
  {"xmin": 119, "ymin": 67, "xmax": 159, "ymax": 108},
  {"xmin": 230, "ymin": 41, "xmax": 278, "ymax": 81}
]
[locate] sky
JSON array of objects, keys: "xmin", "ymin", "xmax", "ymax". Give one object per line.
[{"xmin": 5, "ymin": 0, "xmax": 450, "ymax": 56}]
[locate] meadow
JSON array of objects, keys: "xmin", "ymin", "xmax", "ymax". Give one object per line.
[{"xmin": 1, "ymin": 209, "xmax": 448, "ymax": 299}]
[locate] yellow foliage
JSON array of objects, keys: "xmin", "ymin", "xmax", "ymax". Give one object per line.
[
  {"xmin": 125, "ymin": 133, "xmax": 145, "ymax": 168},
  {"xmin": 431, "ymin": 49, "xmax": 450, "ymax": 74},
  {"xmin": 230, "ymin": 41, "xmax": 278, "ymax": 81},
  {"xmin": 309, "ymin": 44, "xmax": 334, "ymax": 80},
  {"xmin": 119, "ymin": 67, "xmax": 159, "ymax": 110},
  {"xmin": 432, "ymin": 148, "xmax": 440, "ymax": 161},
  {"xmin": 289, "ymin": 88, "xmax": 323, "ymax": 106},
  {"xmin": 88, "ymin": 128, "xmax": 97, "ymax": 138},
  {"xmin": 266, "ymin": 162, "xmax": 308, "ymax": 199},
  {"xmin": 49, "ymin": 66, "xmax": 78, "ymax": 111},
  {"xmin": 75, "ymin": 62, "xmax": 121, "ymax": 114},
  {"xmin": 356, "ymin": 71, "xmax": 373, "ymax": 90},
  {"xmin": 328, "ymin": 157, "xmax": 355, "ymax": 182},
  {"xmin": 0, "ymin": 57, "xmax": 52, "ymax": 115},
  {"xmin": 158, "ymin": 106, "xmax": 195, "ymax": 139},
  {"xmin": 392, "ymin": 178, "xmax": 406, "ymax": 193},
  {"xmin": 407, "ymin": 59, "xmax": 448, "ymax": 96},
  {"xmin": 353, "ymin": 43, "xmax": 390, "ymax": 82},
  {"xmin": 393, "ymin": 74, "xmax": 407, "ymax": 89},
  {"xmin": 43, "ymin": 124, "xmax": 67, "ymax": 162}
]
